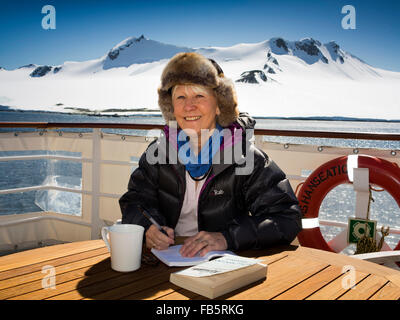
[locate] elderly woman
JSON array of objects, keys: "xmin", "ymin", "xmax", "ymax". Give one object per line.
[{"xmin": 119, "ymin": 52, "xmax": 302, "ymax": 257}]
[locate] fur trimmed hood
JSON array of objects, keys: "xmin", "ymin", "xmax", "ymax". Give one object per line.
[{"xmin": 158, "ymin": 52, "xmax": 239, "ymax": 127}]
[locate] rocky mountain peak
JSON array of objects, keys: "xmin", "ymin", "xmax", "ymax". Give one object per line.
[
  {"xmin": 30, "ymin": 66, "xmax": 52, "ymax": 77},
  {"xmin": 294, "ymin": 38, "xmax": 321, "ymax": 56},
  {"xmin": 325, "ymin": 41, "xmax": 345, "ymax": 63},
  {"xmin": 272, "ymin": 38, "xmax": 289, "ymax": 53},
  {"xmin": 236, "ymin": 70, "xmax": 269, "ymax": 84},
  {"xmin": 107, "ymin": 35, "xmax": 148, "ymax": 61},
  {"xmin": 269, "ymin": 37, "xmax": 329, "ymax": 64},
  {"xmin": 103, "ymin": 35, "xmax": 192, "ymax": 69},
  {"xmin": 18, "ymin": 64, "xmax": 36, "ymax": 69},
  {"xmin": 326, "ymin": 41, "xmax": 340, "ymax": 52}
]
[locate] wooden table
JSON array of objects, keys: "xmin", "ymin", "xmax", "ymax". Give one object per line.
[{"xmin": 1, "ymin": 239, "xmax": 400, "ymax": 300}]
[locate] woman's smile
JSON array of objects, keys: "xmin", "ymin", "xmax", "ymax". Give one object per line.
[
  {"xmin": 184, "ymin": 116, "xmax": 201, "ymax": 121},
  {"xmin": 172, "ymin": 84, "xmax": 220, "ymax": 143}
]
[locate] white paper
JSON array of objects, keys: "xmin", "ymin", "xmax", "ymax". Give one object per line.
[
  {"xmin": 175, "ymin": 254, "xmax": 263, "ymax": 277},
  {"xmin": 151, "ymin": 244, "xmax": 235, "ymax": 266}
]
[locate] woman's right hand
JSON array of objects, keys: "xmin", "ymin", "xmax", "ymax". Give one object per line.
[{"xmin": 145, "ymin": 225, "xmax": 175, "ymax": 250}]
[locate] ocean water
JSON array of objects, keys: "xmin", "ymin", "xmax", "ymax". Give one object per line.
[{"xmin": 1, "ymin": 110, "xmax": 400, "ymax": 253}]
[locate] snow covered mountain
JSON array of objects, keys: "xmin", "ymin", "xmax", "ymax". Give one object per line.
[
  {"xmin": 0, "ymin": 35, "xmax": 399, "ymax": 120},
  {"xmin": 103, "ymin": 35, "xmax": 192, "ymax": 69}
]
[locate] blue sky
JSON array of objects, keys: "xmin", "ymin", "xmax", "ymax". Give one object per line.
[{"xmin": 0, "ymin": 0, "xmax": 399, "ymax": 71}]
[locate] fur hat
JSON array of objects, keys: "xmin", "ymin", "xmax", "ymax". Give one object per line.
[{"xmin": 158, "ymin": 52, "xmax": 239, "ymax": 127}]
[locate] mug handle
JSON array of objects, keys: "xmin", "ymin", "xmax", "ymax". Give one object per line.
[{"xmin": 101, "ymin": 226, "xmax": 111, "ymax": 252}]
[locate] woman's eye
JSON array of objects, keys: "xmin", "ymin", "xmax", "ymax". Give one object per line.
[
  {"xmin": 195, "ymin": 95, "xmax": 204, "ymax": 98},
  {"xmin": 176, "ymin": 96, "xmax": 185, "ymax": 100}
]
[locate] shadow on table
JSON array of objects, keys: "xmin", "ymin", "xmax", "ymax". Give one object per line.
[
  {"xmin": 238, "ymin": 244, "xmax": 298, "ymax": 258},
  {"xmin": 76, "ymin": 253, "xmax": 173, "ymax": 300},
  {"xmin": 75, "ymin": 256, "xmax": 116, "ymax": 299},
  {"xmin": 76, "ymin": 244, "xmax": 297, "ymax": 300}
]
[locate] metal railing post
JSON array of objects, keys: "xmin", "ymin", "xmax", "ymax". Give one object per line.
[{"xmin": 91, "ymin": 128, "xmax": 103, "ymax": 239}]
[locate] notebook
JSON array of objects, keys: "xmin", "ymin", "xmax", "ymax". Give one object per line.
[{"xmin": 151, "ymin": 244, "xmax": 235, "ymax": 267}]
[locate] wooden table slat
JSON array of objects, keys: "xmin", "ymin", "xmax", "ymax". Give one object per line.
[
  {"xmin": 294, "ymin": 246, "xmax": 399, "ymax": 279},
  {"xmin": 272, "ymin": 265, "xmax": 344, "ymax": 300},
  {"xmin": 0, "ymin": 252, "xmax": 110, "ymax": 291},
  {"xmin": 157, "ymin": 287, "xmax": 200, "ymax": 300},
  {"xmin": 46, "ymin": 264, "xmax": 175, "ymax": 300},
  {"xmin": 306, "ymin": 269, "xmax": 369, "ymax": 300},
  {"xmin": 122, "ymin": 282, "xmax": 182, "ymax": 300},
  {"xmin": 1, "ymin": 240, "xmax": 400, "ymax": 300},
  {"xmin": 227, "ymin": 255, "xmax": 328, "ymax": 300},
  {"xmin": 0, "ymin": 240, "xmax": 106, "ymax": 272},
  {"xmin": 0, "ymin": 246, "xmax": 109, "ymax": 282},
  {"xmin": 368, "ymin": 281, "xmax": 400, "ymax": 300},
  {"xmin": 4, "ymin": 255, "xmax": 113, "ymax": 300},
  {"xmin": 84, "ymin": 271, "xmax": 174, "ymax": 300},
  {"xmin": 338, "ymin": 274, "xmax": 389, "ymax": 300}
]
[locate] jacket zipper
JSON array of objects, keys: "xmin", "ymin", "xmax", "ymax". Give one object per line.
[
  {"xmin": 171, "ymin": 164, "xmax": 185, "ymax": 218},
  {"xmin": 196, "ymin": 172, "xmax": 215, "ymax": 230}
]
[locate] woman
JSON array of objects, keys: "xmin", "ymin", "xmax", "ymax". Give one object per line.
[{"xmin": 119, "ymin": 52, "xmax": 302, "ymax": 257}]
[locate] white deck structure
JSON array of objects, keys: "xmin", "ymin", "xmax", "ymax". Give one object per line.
[{"xmin": 0, "ymin": 123, "xmax": 399, "ymax": 257}]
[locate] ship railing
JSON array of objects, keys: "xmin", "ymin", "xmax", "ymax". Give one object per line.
[{"xmin": 0, "ymin": 122, "xmax": 399, "ymax": 254}]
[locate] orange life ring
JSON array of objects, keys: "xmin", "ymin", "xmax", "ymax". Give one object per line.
[{"xmin": 297, "ymin": 155, "xmax": 400, "ymax": 252}]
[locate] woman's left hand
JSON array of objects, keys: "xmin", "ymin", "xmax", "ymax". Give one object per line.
[{"xmin": 179, "ymin": 231, "xmax": 227, "ymax": 257}]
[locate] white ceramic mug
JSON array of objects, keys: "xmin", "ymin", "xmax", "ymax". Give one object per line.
[{"xmin": 101, "ymin": 223, "xmax": 144, "ymax": 272}]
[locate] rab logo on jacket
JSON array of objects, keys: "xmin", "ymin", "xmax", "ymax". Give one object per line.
[{"xmin": 213, "ymin": 189, "xmax": 224, "ymax": 196}]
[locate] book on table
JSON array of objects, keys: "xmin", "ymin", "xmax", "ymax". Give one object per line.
[
  {"xmin": 169, "ymin": 254, "xmax": 268, "ymax": 299},
  {"xmin": 151, "ymin": 244, "xmax": 235, "ymax": 267}
]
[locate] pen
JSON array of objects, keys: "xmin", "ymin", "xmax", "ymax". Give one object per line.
[{"xmin": 137, "ymin": 205, "xmax": 169, "ymax": 237}]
